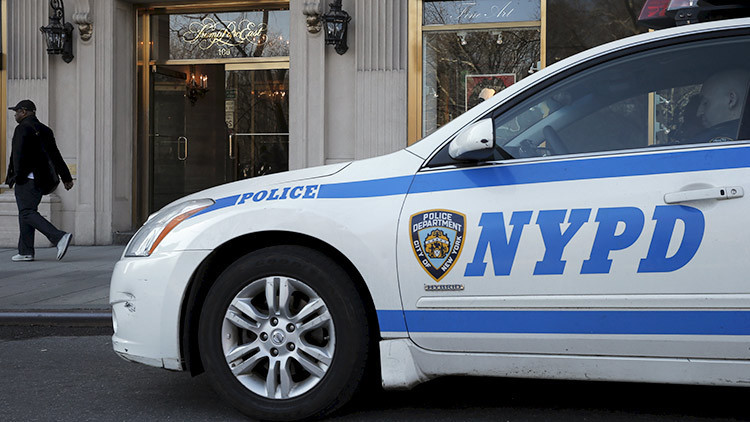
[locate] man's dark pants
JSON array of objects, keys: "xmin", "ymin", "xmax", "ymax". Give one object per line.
[{"xmin": 14, "ymin": 180, "xmax": 65, "ymax": 256}]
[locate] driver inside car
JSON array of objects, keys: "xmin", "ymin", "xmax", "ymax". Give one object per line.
[{"xmin": 690, "ymin": 68, "xmax": 750, "ymax": 143}]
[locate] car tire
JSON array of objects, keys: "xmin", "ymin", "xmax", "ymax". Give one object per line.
[{"xmin": 198, "ymin": 245, "xmax": 370, "ymax": 421}]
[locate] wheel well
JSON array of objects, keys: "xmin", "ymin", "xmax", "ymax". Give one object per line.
[{"xmin": 180, "ymin": 231, "xmax": 381, "ymax": 376}]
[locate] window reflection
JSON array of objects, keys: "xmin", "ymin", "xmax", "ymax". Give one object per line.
[
  {"xmin": 422, "ymin": 28, "xmax": 540, "ymax": 136},
  {"xmin": 227, "ymin": 69, "xmax": 289, "ymax": 179}
]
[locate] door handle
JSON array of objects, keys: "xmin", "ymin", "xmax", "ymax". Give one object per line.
[
  {"xmin": 663, "ymin": 186, "xmax": 743, "ymax": 204},
  {"xmin": 177, "ymin": 136, "xmax": 188, "ymax": 161},
  {"xmin": 229, "ymin": 134, "xmax": 235, "ymax": 159}
]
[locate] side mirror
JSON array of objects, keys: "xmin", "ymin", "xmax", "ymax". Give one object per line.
[{"xmin": 448, "ymin": 118, "xmax": 494, "ymax": 161}]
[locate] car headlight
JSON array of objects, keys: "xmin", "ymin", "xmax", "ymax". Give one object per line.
[{"xmin": 125, "ymin": 198, "xmax": 215, "ymax": 257}]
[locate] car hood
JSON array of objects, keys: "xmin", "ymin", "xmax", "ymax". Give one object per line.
[
  {"xmin": 159, "ymin": 148, "xmax": 425, "ymax": 218},
  {"xmin": 166, "ymin": 161, "xmax": 352, "ymax": 208}
]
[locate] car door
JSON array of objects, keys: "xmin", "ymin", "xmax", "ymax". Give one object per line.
[{"xmin": 397, "ymin": 29, "xmax": 750, "ymax": 360}]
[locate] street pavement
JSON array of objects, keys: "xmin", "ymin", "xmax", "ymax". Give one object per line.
[
  {"xmin": 0, "ymin": 245, "xmax": 123, "ymax": 323},
  {"xmin": 2, "ymin": 326, "xmax": 749, "ymax": 421}
]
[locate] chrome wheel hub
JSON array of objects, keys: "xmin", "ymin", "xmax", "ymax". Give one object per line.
[
  {"xmin": 221, "ymin": 276, "xmax": 335, "ymax": 399},
  {"xmin": 271, "ymin": 330, "xmax": 286, "ymax": 346}
]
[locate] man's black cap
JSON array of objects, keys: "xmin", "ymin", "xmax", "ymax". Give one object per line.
[{"xmin": 8, "ymin": 99, "xmax": 36, "ymax": 112}]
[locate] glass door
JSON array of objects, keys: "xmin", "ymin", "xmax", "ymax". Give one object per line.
[
  {"xmin": 226, "ymin": 67, "xmax": 289, "ymax": 179},
  {"xmin": 137, "ymin": 3, "xmax": 291, "ymax": 220},
  {"xmin": 151, "ymin": 66, "xmax": 186, "ymax": 210},
  {"xmin": 150, "ymin": 64, "xmax": 231, "ymax": 211},
  {"xmin": 149, "ymin": 65, "xmax": 289, "ymax": 211}
]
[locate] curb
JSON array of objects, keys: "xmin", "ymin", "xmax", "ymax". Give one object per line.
[{"xmin": 0, "ymin": 310, "xmax": 112, "ymax": 327}]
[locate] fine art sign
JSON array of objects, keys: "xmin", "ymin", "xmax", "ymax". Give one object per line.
[{"xmin": 423, "ymin": 0, "xmax": 541, "ymax": 25}]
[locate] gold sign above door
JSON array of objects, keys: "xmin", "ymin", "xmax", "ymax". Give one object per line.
[
  {"xmin": 151, "ymin": 9, "xmax": 290, "ymax": 61},
  {"xmin": 182, "ymin": 18, "xmax": 268, "ymax": 50}
]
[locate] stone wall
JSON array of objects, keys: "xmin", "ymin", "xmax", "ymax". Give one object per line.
[
  {"xmin": 290, "ymin": 0, "xmax": 408, "ymax": 170},
  {"xmin": 2, "ymin": 0, "xmax": 135, "ymax": 247}
]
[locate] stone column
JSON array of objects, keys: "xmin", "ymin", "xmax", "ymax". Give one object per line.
[
  {"xmin": 6, "ymin": 0, "xmax": 49, "ymax": 138},
  {"xmin": 353, "ymin": 0, "xmax": 408, "ymax": 159},
  {"xmin": 290, "ymin": 0, "xmax": 327, "ymax": 170}
]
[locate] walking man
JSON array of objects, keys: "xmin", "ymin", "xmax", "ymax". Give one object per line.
[{"xmin": 5, "ymin": 100, "xmax": 74, "ymax": 262}]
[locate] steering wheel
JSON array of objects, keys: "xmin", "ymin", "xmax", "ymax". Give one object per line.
[{"xmin": 542, "ymin": 125, "xmax": 569, "ymax": 155}]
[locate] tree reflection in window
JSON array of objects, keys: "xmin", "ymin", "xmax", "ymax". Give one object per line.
[
  {"xmin": 423, "ymin": 28, "xmax": 540, "ymax": 136},
  {"xmin": 227, "ymin": 69, "xmax": 289, "ymax": 179}
]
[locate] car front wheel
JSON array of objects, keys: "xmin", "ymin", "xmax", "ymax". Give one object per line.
[{"xmin": 198, "ymin": 246, "xmax": 370, "ymax": 421}]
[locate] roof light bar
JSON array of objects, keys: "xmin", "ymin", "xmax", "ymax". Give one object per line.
[{"xmin": 638, "ymin": 0, "xmax": 750, "ymax": 29}]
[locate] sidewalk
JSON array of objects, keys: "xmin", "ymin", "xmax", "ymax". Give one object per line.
[{"xmin": 0, "ymin": 245, "xmax": 123, "ymax": 324}]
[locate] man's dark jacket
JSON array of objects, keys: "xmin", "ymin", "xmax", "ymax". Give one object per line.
[{"xmin": 5, "ymin": 115, "xmax": 72, "ymax": 194}]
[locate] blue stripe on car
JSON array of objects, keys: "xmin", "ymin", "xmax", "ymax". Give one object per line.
[
  {"xmin": 409, "ymin": 146, "xmax": 750, "ymax": 193},
  {"xmin": 200, "ymin": 146, "xmax": 750, "ymax": 213},
  {"xmin": 317, "ymin": 175, "xmax": 414, "ymax": 198},
  {"xmin": 191, "ymin": 194, "xmax": 241, "ymax": 218},
  {"xmin": 341, "ymin": 146, "xmax": 750, "ymax": 199},
  {"xmin": 377, "ymin": 309, "xmax": 750, "ymax": 335}
]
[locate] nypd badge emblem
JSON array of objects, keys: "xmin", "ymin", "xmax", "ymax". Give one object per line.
[{"xmin": 410, "ymin": 210, "xmax": 466, "ymax": 282}]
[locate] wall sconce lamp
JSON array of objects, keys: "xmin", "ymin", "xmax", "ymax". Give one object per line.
[
  {"xmin": 322, "ymin": 0, "xmax": 351, "ymax": 55},
  {"xmin": 40, "ymin": 0, "xmax": 74, "ymax": 63},
  {"xmin": 186, "ymin": 66, "xmax": 208, "ymax": 105}
]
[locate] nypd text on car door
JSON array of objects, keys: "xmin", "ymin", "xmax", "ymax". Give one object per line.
[{"xmin": 397, "ymin": 31, "xmax": 750, "ymax": 360}]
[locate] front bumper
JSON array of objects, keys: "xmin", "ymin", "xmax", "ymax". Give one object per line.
[{"xmin": 109, "ymin": 250, "xmax": 211, "ymax": 370}]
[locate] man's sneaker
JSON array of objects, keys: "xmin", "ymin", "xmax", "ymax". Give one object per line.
[
  {"xmin": 56, "ymin": 233, "xmax": 72, "ymax": 260},
  {"xmin": 11, "ymin": 254, "xmax": 34, "ymax": 262}
]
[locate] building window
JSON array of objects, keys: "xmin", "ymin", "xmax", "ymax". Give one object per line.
[{"xmin": 412, "ymin": 0, "xmax": 543, "ymax": 140}]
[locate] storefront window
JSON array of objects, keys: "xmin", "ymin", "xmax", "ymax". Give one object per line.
[
  {"xmin": 150, "ymin": 9, "xmax": 290, "ymax": 61},
  {"xmin": 423, "ymin": 28, "xmax": 540, "ymax": 135},
  {"xmin": 421, "ymin": 0, "xmax": 541, "ymax": 137}
]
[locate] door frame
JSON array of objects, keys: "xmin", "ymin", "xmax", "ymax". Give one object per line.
[{"xmin": 135, "ymin": 1, "xmax": 290, "ymax": 224}]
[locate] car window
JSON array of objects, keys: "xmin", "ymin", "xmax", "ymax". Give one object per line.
[{"xmin": 494, "ymin": 35, "xmax": 750, "ymax": 159}]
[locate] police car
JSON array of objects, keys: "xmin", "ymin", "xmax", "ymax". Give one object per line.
[{"xmin": 111, "ymin": 1, "xmax": 750, "ymax": 420}]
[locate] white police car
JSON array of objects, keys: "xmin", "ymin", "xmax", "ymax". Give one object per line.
[{"xmin": 111, "ymin": 1, "xmax": 750, "ymax": 420}]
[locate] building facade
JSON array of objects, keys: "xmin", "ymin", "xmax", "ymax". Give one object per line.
[{"xmin": 0, "ymin": 0, "xmax": 646, "ymax": 247}]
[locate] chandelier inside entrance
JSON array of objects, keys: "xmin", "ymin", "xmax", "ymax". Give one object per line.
[{"xmin": 186, "ymin": 65, "xmax": 208, "ymax": 105}]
